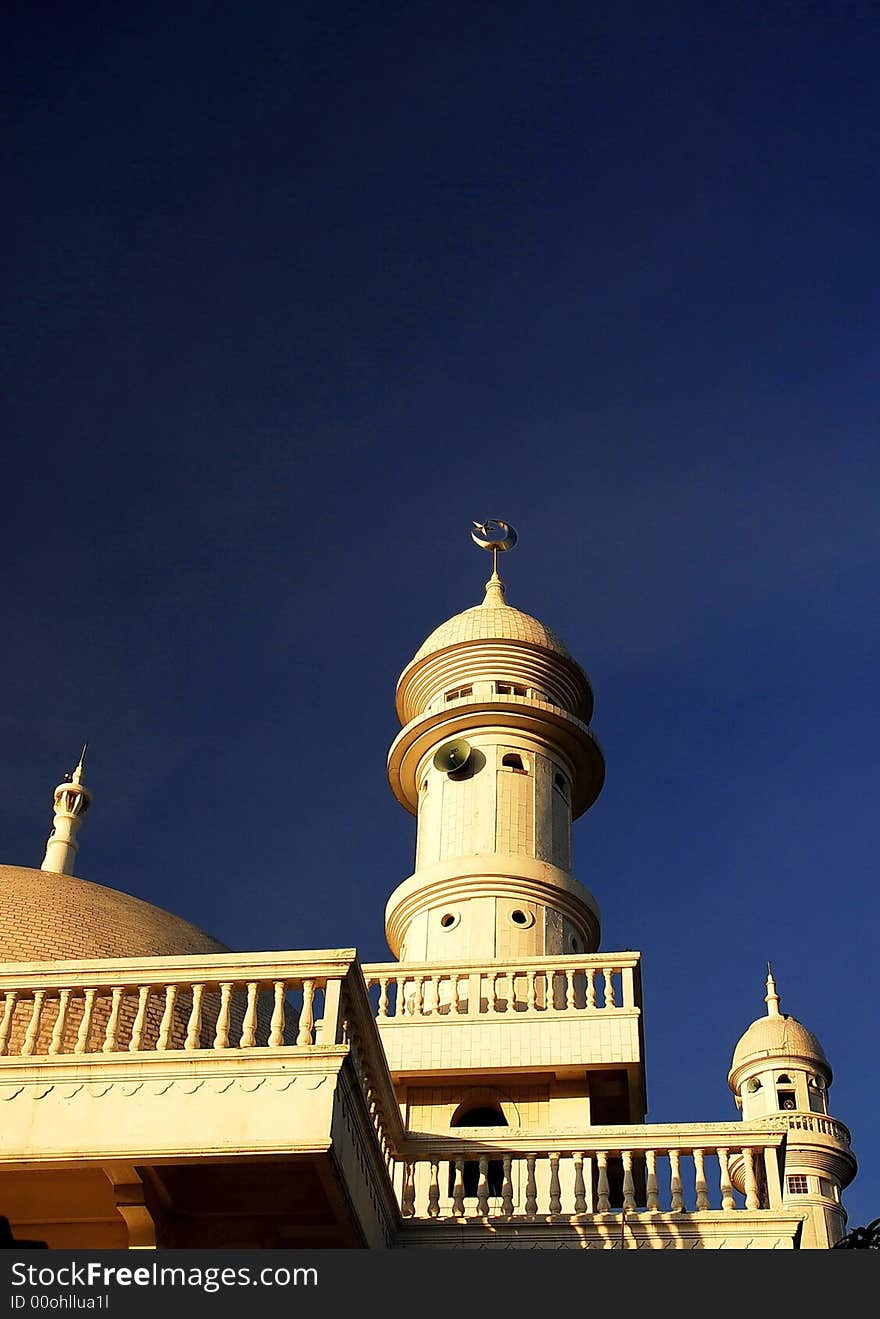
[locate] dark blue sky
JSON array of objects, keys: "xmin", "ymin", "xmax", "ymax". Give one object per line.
[{"xmin": 3, "ymin": 2, "xmax": 877, "ymax": 1229}]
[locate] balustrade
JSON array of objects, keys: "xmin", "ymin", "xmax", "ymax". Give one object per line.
[
  {"xmin": 365, "ymin": 953, "xmax": 640, "ymax": 1022},
  {"xmin": 0, "ymin": 952, "xmax": 404, "ymax": 1179},
  {"xmin": 396, "ymin": 1140, "xmax": 783, "ymax": 1220},
  {"xmin": 0, "ymin": 975, "xmax": 324, "ymax": 1057},
  {"xmin": 0, "ymin": 957, "xmax": 356, "ymax": 1064},
  {"xmin": 780, "ymin": 1113, "xmax": 851, "ymax": 1144}
]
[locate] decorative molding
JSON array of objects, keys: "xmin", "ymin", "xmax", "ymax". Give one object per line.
[{"xmin": 0, "ymin": 1075, "xmax": 319, "ymax": 1101}]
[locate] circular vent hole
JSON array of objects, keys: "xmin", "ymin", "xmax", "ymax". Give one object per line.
[
  {"xmin": 440, "ymin": 913, "xmax": 457, "ymax": 929},
  {"xmin": 511, "ymin": 910, "xmax": 528, "ymax": 926}
]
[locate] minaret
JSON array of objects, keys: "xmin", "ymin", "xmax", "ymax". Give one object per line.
[
  {"xmin": 728, "ymin": 968, "xmax": 857, "ymax": 1248},
  {"xmin": 385, "ymin": 522, "xmax": 605, "ymax": 963},
  {"xmin": 40, "ymin": 746, "xmax": 92, "ymax": 876}
]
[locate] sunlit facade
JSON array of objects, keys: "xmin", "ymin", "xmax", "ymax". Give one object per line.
[{"xmin": 0, "ymin": 547, "xmax": 856, "ymax": 1248}]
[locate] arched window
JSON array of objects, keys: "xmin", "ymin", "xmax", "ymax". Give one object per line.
[
  {"xmin": 501, "ymin": 753, "xmax": 527, "ymax": 774},
  {"xmin": 448, "ymin": 1105, "xmax": 507, "ymax": 1198},
  {"xmin": 776, "ymin": 1075, "xmax": 797, "ymax": 1110}
]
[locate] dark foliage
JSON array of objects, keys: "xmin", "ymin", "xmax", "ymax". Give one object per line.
[{"xmin": 832, "ymin": 1217, "xmax": 880, "ymax": 1249}]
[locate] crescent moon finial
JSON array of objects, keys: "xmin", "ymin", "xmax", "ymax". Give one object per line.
[
  {"xmin": 470, "ymin": 519, "xmax": 518, "ymax": 552},
  {"xmin": 471, "ymin": 519, "xmax": 518, "ymax": 603}
]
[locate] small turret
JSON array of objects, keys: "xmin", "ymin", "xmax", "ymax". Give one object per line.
[
  {"xmin": 728, "ymin": 968, "xmax": 857, "ymax": 1248},
  {"xmin": 40, "ymin": 745, "xmax": 91, "ymax": 877}
]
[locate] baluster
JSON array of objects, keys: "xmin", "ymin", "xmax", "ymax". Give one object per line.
[
  {"xmin": 401, "ymin": 1162, "xmax": 416, "ymax": 1217},
  {"xmin": 0, "ymin": 991, "xmax": 17, "ymax": 1056},
  {"xmin": 502, "ymin": 1155, "xmax": 514, "ymax": 1217},
  {"xmin": 129, "ymin": 987, "xmax": 150, "ymax": 1052},
  {"xmin": 622, "ymin": 1150, "xmax": 636, "ymax": 1212},
  {"xmin": 742, "ymin": 1148, "xmax": 759, "ymax": 1209},
  {"xmin": 395, "ymin": 974, "xmax": 406, "ymax": 1018},
  {"xmin": 717, "ymin": 1148, "xmax": 735, "ymax": 1210},
  {"xmin": 296, "ymin": 979, "xmax": 315, "ymax": 1045},
  {"xmin": 239, "ymin": 982, "xmax": 258, "ymax": 1046},
  {"xmin": 586, "ymin": 968, "xmax": 596, "ymax": 1009},
  {"xmin": 573, "ymin": 1152, "xmax": 587, "ymax": 1214},
  {"xmin": 268, "ymin": 981, "xmax": 286, "ymax": 1047},
  {"xmin": 504, "ymin": 970, "xmax": 514, "ymax": 1012},
  {"xmin": 669, "ymin": 1150, "xmax": 684, "ymax": 1211},
  {"xmin": 451, "ymin": 1160, "xmax": 465, "ymax": 1217},
  {"xmin": 101, "ymin": 988, "xmax": 123, "ymax": 1053},
  {"xmin": 455, "ymin": 975, "xmax": 467, "ymax": 1015},
  {"xmin": 427, "ymin": 1161, "xmax": 440, "ymax": 1218},
  {"xmin": 471, "ymin": 971, "xmax": 483, "ymax": 1015},
  {"xmin": 426, "ymin": 976, "xmax": 439, "ymax": 1017},
  {"xmin": 49, "ymin": 989, "xmax": 71, "ymax": 1055},
  {"xmin": 596, "ymin": 1152, "xmax": 610, "ymax": 1212},
  {"xmin": 550, "ymin": 970, "xmax": 562, "ymax": 1011},
  {"xmin": 476, "ymin": 1156, "xmax": 490, "ymax": 1215},
  {"xmin": 565, "ymin": 968, "xmax": 576, "ymax": 1010},
  {"xmin": 21, "ymin": 990, "xmax": 46, "ymax": 1057},
  {"xmin": 694, "ymin": 1149, "xmax": 710, "ymax": 1210},
  {"xmin": 762, "ymin": 1144, "xmax": 783, "ymax": 1209},
  {"xmin": 75, "ymin": 988, "xmax": 96, "ymax": 1054},
  {"xmin": 646, "ymin": 1149, "xmax": 660, "ymax": 1210},
  {"xmin": 525, "ymin": 1154, "xmax": 538, "ymax": 1218},
  {"xmin": 184, "ymin": 985, "xmax": 204, "ymax": 1050},
  {"xmin": 213, "ymin": 983, "xmax": 232, "ymax": 1049},
  {"xmin": 377, "ymin": 977, "xmax": 389, "ymax": 1019},
  {"xmin": 157, "ymin": 984, "xmax": 178, "ymax": 1051},
  {"xmin": 603, "ymin": 966, "xmax": 616, "ymax": 1008},
  {"xmin": 489, "ymin": 974, "xmax": 499, "ymax": 1014},
  {"xmin": 526, "ymin": 970, "xmax": 537, "ymax": 1013},
  {"xmin": 548, "ymin": 1152, "xmax": 562, "ymax": 1215}
]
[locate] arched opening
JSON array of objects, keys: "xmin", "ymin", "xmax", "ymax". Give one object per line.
[
  {"xmin": 501, "ymin": 752, "xmax": 527, "ymax": 774},
  {"xmin": 776, "ymin": 1075, "xmax": 796, "ymax": 1110},
  {"xmin": 448, "ymin": 1104, "xmax": 507, "ymax": 1199}
]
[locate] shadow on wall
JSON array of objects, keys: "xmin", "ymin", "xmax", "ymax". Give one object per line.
[{"xmin": 0, "ymin": 1215, "xmax": 47, "ymax": 1248}]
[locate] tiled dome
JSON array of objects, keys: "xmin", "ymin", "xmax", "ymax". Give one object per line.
[
  {"xmin": 0, "ymin": 865, "xmax": 229, "ymax": 963},
  {"xmin": 412, "ymin": 602, "xmax": 572, "ymax": 662}
]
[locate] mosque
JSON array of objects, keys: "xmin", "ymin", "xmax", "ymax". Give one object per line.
[{"xmin": 0, "ymin": 523, "xmax": 857, "ymax": 1249}]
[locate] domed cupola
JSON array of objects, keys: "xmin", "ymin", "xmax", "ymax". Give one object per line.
[
  {"xmin": 728, "ymin": 969, "xmax": 856, "ymax": 1248},
  {"xmin": 385, "ymin": 522, "xmax": 605, "ymax": 964},
  {"xmin": 728, "ymin": 969, "xmax": 832, "ymax": 1116}
]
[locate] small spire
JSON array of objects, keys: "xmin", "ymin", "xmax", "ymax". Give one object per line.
[
  {"xmin": 765, "ymin": 962, "xmax": 781, "ymax": 1017},
  {"xmin": 72, "ymin": 741, "xmax": 88, "ymax": 785},
  {"xmin": 482, "ymin": 567, "xmax": 507, "ymax": 607}
]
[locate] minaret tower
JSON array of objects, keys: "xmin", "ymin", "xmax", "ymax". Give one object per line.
[
  {"xmin": 728, "ymin": 969, "xmax": 857, "ymax": 1248},
  {"xmin": 385, "ymin": 521, "xmax": 605, "ymax": 963},
  {"xmin": 40, "ymin": 745, "xmax": 92, "ymax": 877}
]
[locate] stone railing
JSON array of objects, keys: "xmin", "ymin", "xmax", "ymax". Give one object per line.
[
  {"xmin": 363, "ymin": 952, "xmax": 641, "ymax": 1020},
  {"xmin": 395, "ymin": 1125, "xmax": 786, "ymax": 1220},
  {"xmin": 0, "ymin": 950, "xmax": 403, "ymax": 1169},
  {"xmin": 777, "ymin": 1113, "xmax": 851, "ymax": 1146}
]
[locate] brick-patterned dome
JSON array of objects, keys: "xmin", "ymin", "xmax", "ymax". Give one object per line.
[{"xmin": 0, "ymin": 865, "xmax": 228, "ymax": 963}]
